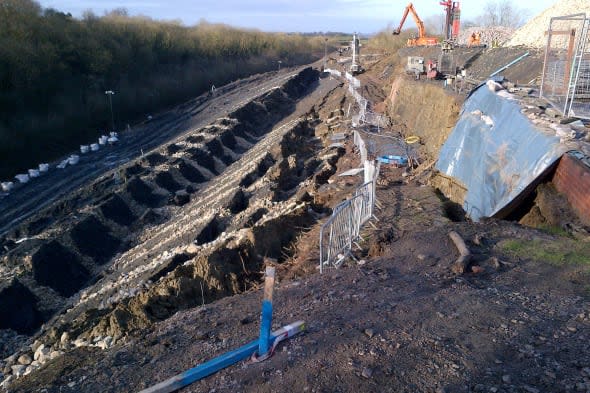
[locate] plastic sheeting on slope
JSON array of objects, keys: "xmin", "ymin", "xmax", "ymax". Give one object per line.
[{"xmin": 436, "ymin": 83, "xmax": 572, "ymax": 221}]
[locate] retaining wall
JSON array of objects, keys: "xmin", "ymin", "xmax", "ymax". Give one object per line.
[{"xmin": 553, "ymin": 152, "xmax": 590, "ymax": 226}]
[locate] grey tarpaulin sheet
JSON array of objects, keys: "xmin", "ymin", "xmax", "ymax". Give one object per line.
[{"xmin": 436, "ymin": 83, "xmax": 570, "ymax": 221}]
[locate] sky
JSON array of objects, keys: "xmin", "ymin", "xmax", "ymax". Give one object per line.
[{"xmin": 36, "ymin": 0, "xmax": 559, "ymax": 33}]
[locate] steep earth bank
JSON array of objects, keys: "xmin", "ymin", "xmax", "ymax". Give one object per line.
[{"xmin": 2, "ymin": 47, "xmax": 590, "ymax": 393}]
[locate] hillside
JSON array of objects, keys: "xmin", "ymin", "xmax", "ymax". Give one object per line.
[
  {"xmin": 1, "ymin": 2, "xmax": 590, "ymax": 392},
  {"xmin": 0, "ymin": 0, "xmax": 325, "ymax": 179}
]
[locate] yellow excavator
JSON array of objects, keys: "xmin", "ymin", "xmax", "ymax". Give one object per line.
[{"xmin": 392, "ymin": 3, "xmax": 439, "ymax": 46}]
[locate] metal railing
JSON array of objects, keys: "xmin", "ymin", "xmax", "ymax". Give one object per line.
[
  {"xmin": 347, "ymin": 81, "xmax": 387, "ymax": 128},
  {"xmin": 355, "ymin": 181, "xmax": 375, "ymax": 227},
  {"xmin": 353, "ymin": 131, "xmax": 367, "ymax": 163},
  {"xmin": 541, "ymin": 13, "xmax": 590, "ymax": 119},
  {"xmin": 318, "ymin": 67, "xmax": 389, "ymax": 273},
  {"xmin": 323, "ymin": 68, "xmax": 342, "ymax": 77},
  {"xmin": 319, "ymin": 177, "xmax": 377, "ymax": 273}
]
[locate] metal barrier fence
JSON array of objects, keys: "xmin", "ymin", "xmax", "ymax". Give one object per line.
[
  {"xmin": 355, "ymin": 181, "xmax": 374, "ymax": 227},
  {"xmin": 353, "ymin": 131, "xmax": 367, "ymax": 163},
  {"xmin": 345, "ymin": 72, "xmax": 361, "ymax": 89},
  {"xmin": 319, "ymin": 175, "xmax": 378, "ymax": 273},
  {"xmin": 347, "ymin": 81, "xmax": 387, "ymax": 127},
  {"xmin": 318, "ymin": 67, "xmax": 390, "ymax": 272},
  {"xmin": 324, "ymin": 68, "xmax": 342, "ymax": 77},
  {"xmin": 541, "ymin": 13, "xmax": 590, "ymax": 119}
]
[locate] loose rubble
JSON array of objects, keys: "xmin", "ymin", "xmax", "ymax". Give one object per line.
[
  {"xmin": 458, "ymin": 26, "xmax": 515, "ymax": 47},
  {"xmin": 2, "ymin": 8, "xmax": 590, "ymax": 393},
  {"xmin": 507, "ymin": 0, "xmax": 590, "ymax": 48}
]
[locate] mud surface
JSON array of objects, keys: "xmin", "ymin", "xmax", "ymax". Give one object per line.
[
  {"xmin": 7, "ymin": 163, "xmax": 589, "ymax": 393},
  {"xmin": 2, "ymin": 46, "xmax": 590, "ymax": 393}
]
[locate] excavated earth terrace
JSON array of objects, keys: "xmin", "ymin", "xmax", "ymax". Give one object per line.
[
  {"xmin": 0, "ymin": 65, "xmax": 346, "ymax": 351},
  {"xmin": 1, "ymin": 47, "xmax": 590, "ymax": 393}
]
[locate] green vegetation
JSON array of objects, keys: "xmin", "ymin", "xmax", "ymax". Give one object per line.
[
  {"xmin": 366, "ymin": 26, "xmax": 422, "ymax": 52},
  {"xmin": 500, "ymin": 238, "xmax": 590, "ymax": 266},
  {"xmin": 539, "ymin": 225, "xmax": 571, "ymax": 237},
  {"xmin": 0, "ymin": 0, "xmax": 325, "ymax": 179}
]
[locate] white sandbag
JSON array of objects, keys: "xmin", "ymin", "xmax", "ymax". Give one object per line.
[
  {"xmin": 486, "ymin": 79, "xmax": 504, "ymax": 92},
  {"xmin": 68, "ymin": 155, "xmax": 80, "ymax": 165},
  {"xmin": 1, "ymin": 181, "xmax": 14, "ymax": 192},
  {"xmin": 15, "ymin": 174, "xmax": 30, "ymax": 183}
]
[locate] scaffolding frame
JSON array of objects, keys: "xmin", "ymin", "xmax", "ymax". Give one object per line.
[{"xmin": 540, "ymin": 13, "xmax": 590, "ymax": 119}]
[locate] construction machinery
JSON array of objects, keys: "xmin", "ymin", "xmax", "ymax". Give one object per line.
[
  {"xmin": 349, "ymin": 33, "xmax": 365, "ymax": 75},
  {"xmin": 426, "ymin": 60, "xmax": 441, "ymax": 79},
  {"xmin": 405, "ymin": 56, "xmax": 425, "ymax": 78},
  {"xmin": 405, "ymin": 57, "xmax": 444, "ymax": 80},
  {"xmin": 440, "ymin": 1, "xmax": 461, "ymax": 41},
  {"xmin": 468, "ymin": 31, "xmax": 481, "ymax": 46},
  {"xmin": 392, "ymin": 3, "xmax": 438, "ymax": 47}
]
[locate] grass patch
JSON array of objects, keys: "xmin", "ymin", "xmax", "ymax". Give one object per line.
[
  {"xmin": 500, "ymin": 238, "xmax": 590, "ymax": 266},
  {"xmin": 539, "ymin": 225, "xmax": 571, "ymax": 237}
]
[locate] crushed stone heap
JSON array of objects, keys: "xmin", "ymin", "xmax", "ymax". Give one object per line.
[
  {"xmin": 507, "ymin": 0, "xmax": 590, "ymax": 48},
  {"xmin": 458, "ymin": 26, "xmax": 515, "ymax": 47}
]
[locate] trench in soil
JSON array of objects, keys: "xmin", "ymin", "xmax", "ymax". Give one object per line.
[
  {"xmin": 0, "ymin": 67, "xmax": 325, "ymax": 337},
  {"xmin": 67, "ymin": 90, "xmax": 346, "ymax": 339}
]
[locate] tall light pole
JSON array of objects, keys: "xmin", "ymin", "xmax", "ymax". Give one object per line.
[
  {"xmin": 324, "ymin": 37, "xmax": 328, "ymax": 68},
  {"xmin": 105, "ymin": 90, "xmax": 115, "ymax": 131}
]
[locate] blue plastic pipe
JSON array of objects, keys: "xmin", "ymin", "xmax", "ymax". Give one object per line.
[
  {"xmin": 140, "ymin": 267, "xmax": 298, "ymax": 393},
  {"xmin": 139, "ymin": 321, "xmax": 305, "ymax": 393},
  {"xmin": 489, "ymin": 52, "xmax": 530, "ymax": 77},
  {"xmin": 258, "ymin": 267, "xmax": 275, "ymax": 356}
]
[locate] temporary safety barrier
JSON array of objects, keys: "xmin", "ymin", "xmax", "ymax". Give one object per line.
[
  {"xmin": 319, "ymin": 68, "xmax": 390, "ymax": 272},
  {"xmin": 353, "ymin": 131, "xmax": 367, "ymax": 163},
  {"xmin": 323, "ymin": 68, "xmax": 342, "ymax": 77},
  {"xmin": 355, "ymin": 181, "xmax": 375, "ymax": 227},
  {"xmin": 319, "ymin": 193, "xmax": 363, "ymax": 272},
  {"xmin": 541, "ymin": 13, "xmax": 590, "ymax": 119},
  {"xmin": 319, "ymin": 175, "xmax": 377, "ymax": 273},
  {"xmin": 345, "ymin": 72, "xmax": 361, "ymax": 88},
  {"xmin": 347, "ymin": 82, "xmax": 386, "ymax": 127}
]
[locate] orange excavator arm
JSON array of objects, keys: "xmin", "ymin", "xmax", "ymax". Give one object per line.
[{"xmin": 392, "ymin": 3, "xmax": 426, "ymax": 38}]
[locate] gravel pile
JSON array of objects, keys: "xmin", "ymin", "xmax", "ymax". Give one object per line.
[
  {"xmin": 458, "ymin": 26, "xmax": 515, "ymax": 47},
  {"xmin": 507, "ymin": 0, "xmax": 590, "ymax": 48}
]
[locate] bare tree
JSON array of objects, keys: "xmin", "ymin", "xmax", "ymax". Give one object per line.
[
  {"xmin": 424, "ymin": 13, "xmax": 445, "ymax": 36},
  {"xmin": 476, "ymin": 0, "xmax": 528, "ymax": 28}
]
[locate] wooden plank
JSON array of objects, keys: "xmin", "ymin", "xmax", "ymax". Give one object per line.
[{"xmin": 449, "ymin": 231, "xmax": 472, "ymax": 274}]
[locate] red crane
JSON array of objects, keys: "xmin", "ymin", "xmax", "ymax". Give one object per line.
[{"xmin": 440, "ymin": 1, "xmax": 461, "ymax": 41}]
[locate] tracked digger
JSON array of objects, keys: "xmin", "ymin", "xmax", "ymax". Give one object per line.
[{"xmin": 392, "ymin": 3, "xmax": 438, "ymax": 46}]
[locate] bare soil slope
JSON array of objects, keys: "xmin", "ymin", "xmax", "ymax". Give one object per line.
[{"xmin": 2, "ymin": 46, "xmax": 590, "ymax": 393}]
